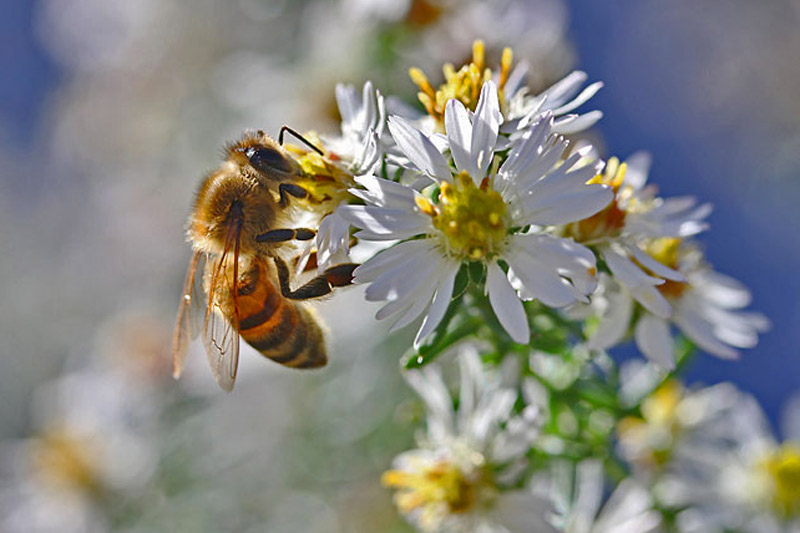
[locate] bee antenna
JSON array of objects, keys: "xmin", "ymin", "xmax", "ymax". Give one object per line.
[{"xmin": 278, "ymin": 126, "xmax": 325, "ymax": 157}]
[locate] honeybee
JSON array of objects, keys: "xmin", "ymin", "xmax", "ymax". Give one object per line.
[{"xmin": 172, "ymin": 129, "xmax": 357, "ymax": 391}]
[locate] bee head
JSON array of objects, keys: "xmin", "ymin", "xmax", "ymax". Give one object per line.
[{"xmin": 229, "ymin": 131, "xmax": 296, "ymax": 179}]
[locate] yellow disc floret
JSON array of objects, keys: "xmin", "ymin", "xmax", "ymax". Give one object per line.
[
  {"xmin": 29, "ymin": 428, "xmax": 102, "ymax": 495},
  {"xmin": 762, "ymin": 444, "xmax": 800, "ymax": 519},
  {"xmin": 617, "ymin": 380, "xmax": 684, "ymax": 468},
  {"xmin": 565, "ymin": 158, "xmax": 630, "ymax": 243},
  {"xmin": 382, "ymin": 460, "xmax": 478, "ymax": 518},
  {"xmin": 418, "ymin": 171, "xmax": 508, "ymax": 261},
  {"xmin": 411, "ymin": 40, "xmax": 515, "ymax": 130}
]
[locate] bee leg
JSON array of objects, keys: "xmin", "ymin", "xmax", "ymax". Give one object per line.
[
  {"xmin": 278, "ymin": 183, "xmax": 309, "ymax": 207},
  {"xmin": 274, "ymin": 257, "xmax": 358, "ymax": 300},
  {"xmin": 256, "ymin": 228, "xmax": 316, "ymax": 243},
  {"xmin": 278, "ymin": 125, "xmax": 325, "ymax": 156}
]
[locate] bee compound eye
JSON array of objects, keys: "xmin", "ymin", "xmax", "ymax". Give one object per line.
[{"xmin": 244, "ymin": 146, "xmax": 292, "ymax": 175}]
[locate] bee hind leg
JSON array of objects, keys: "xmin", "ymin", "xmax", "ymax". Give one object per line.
[{"xmin": 273, "ymin": 257, "xmax": 358, "ymax": 300}]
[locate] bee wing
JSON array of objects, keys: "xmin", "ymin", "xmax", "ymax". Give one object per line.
[
  {"xmin": 202, "ymin": 217, "xmax": 243, "ymax": 392},
  {"xmin": 172, "ymin": 250, "xmax": 205, "ymax": 379}
]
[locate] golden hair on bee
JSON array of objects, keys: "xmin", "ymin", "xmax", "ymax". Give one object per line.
[{"xmin": 172, "ymin": 129, "xmax": 357, "ymax": 392}]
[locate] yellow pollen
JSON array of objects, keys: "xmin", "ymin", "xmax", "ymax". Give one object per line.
[
  {"xmin": 617, "ymin": 380, "xmax": 684, "ymax": 468},
  {"xmin": 409, "ymin": 40, "xmax": 518, "ymax": 130},
  {"xmin": 564, "ymin": 157, "xmax": 633, "ymax": 242},
  {"xmin": 382, "ymin": 460, "xmax": 477, "ymax": 515},
  {"xmin": 426, "ymin": 171, "xmax": 508, "ymax": 260},
  {"xmin": 29, "ymin": 429, "xmax": 102, "ymax": 494},
  {"xmin": 763, "ymin": 444, "xmax": 800, "ymax": 519}
]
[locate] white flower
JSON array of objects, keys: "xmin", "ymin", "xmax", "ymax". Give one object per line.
[
  {"xmin": 625, "ymin": 383, "xmax": 800, "ymax": 532},
  {"xmin": 563, "ymin": 154, "xmax": 712, "ymax": 335},
  {"xmin": 382, "ymin": 344, "xmax": 555, "ymax": 533},
  {"xmin": 291, "ymin": 81, "xmax": 386, "ymax": 272},
  {"xmin": 323, "ymin": 80, "xmax": 385, "ymax": 176},
  {"xmin": 341, "ymin": 80, "xmax": 612, "ymax": 345},
  {"xmin": 588, "ymin": 241, "xmax": 769, "ymax": 368},
  {"xmin": 548, "ymin": 460, "xmax": 661, "ymax": 533}
]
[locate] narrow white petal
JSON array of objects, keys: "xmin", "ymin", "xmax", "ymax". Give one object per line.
[
  {"xmin": 623, "ymin": 151, "xmax": 652, "ymax": 190},
  {"xmin": 627, "ymin": 244, "xmax": 685, "ymax": 282},
  {"xmin": 635, "ymin": 314, "xmax": 676, "ymax": 369},
  {"xmin": 387, "ymin": 115, "xmax": 451, "ymax": 181},
  {"xmin": 471, "ymin": 81, "xmax": 501, "ymax": 176},
  {"xmin": 414, "ymin": 267, "xmax": 458, "ymax": 345},
  {"xmin": 674, "ymin": 305, "xmax": 739, "ymax": 359},
  {"xmin": 604, "ymin": 248, "xmax": 664, "ymax": 288},
  {"xmin": 487, "ymin": 261, "xmax": 530, "ymax": 343},
  {"xmin": 587, "ymin": 283, "xmax": 634, "ymax": 351},
  {"xmin": 551, "ymin": 111, "xmax": 603, "ymax": 135},
  {"xmin": 550, "ymin": 81, "xmax": 603, "ymax": 115},
  {"xmin": 444, "ymin": 98, "xmax": 478, "ymax": 177},
  {"xmin": 629, "ymin": 284, "xmax": 672, "ymax": 318}
]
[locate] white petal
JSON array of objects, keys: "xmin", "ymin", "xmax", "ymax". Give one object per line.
[
  {"xmin": 587, "ymin": 282, "xmax": 634, "ymax": 351},
  {"xmin": 414, "ymin": 267, "xmax": 458, "ymax": 345},
  {"xmin": 471, "ymin": 80, "xmax": 501, "ymax": 176},
  {"xmin": 674, "ymin": 305, "xmax": 739, "ymax": 359},
  {"xmin": 551, "ymin": 111, "xmax": 603, "ymax": 135},
  {"xmin": 354, "ymin": 239, "xmax": 435, "ymax": 282},
  {"xmin": 486, "ymin": 261, "xmax": 530, "ymax": 343},
  {"xmin": 627, "ymin": 244, "xmax": 685, "ymax": 282},
  {"xmin": 550, "ymin": 81, "xmax": 603, "ymax": 115},
  {"xmin": 604, "ymin": 247, "xmax": 664, "ymax": 288},
  {"xmin": 444, "ymin": 98, "xmax": 478, "ymax": 178},
  {"xmin": 623, "ymin": 151, "xmax": 652, "ymax": 190},
  {"xmin": 635, "ymin": 314, "xmax": 676, "ymax": 369},
  {"xmin": 523, "ymin": 180, "xmax": 613, "ymax": 226},
  {"xmin": 387, "ymin": 115, "xmax": 451, "ymax": 181},
  {"xmin": 629, "ymin": 284, "xmax": 672, "ymax": 319}
]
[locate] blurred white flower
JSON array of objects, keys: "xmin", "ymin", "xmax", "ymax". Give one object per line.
[
  {"xmin": 342, "ymin": 80, "xmax": 611, "ymax": 345},
  {"xmin": 382, "ymin": 344, "xmax": 554, "ymax": 533},
  {"xmin": 584, "ymin": 239, "xmax": 768, "ymax": 368},
  {"xmin": 548, "ymin": 460, "xmax": 661, "ymax": 533}
]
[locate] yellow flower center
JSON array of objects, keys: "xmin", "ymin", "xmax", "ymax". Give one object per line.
[
  {"xmin": 382, "ymin": 460, "xmax": 477, "ymax": 516},
  {"xmin": 284, "ymin": 134, "xmax": 357, "ymax": 214},
  {"xmin": 763, "ymin": 444, "xmax": 800, "ymax": 519},
  {"xmin": 564, "ymin": 158, "xmax": 630, "ymax": 243},
  {"xmin": 410, "ymin": 40, "xmax": 514, "ymax": 130},
  {"xmin": 617, "ymin": 380, "xmax": 684, "ymax": 468},
  {"xmin": 417, "ymin": 171, "xmax": 508, "ymax": 260},
  {"xmin": 29, "ymin": 428, "xmax": 101, "ymax": 494}
]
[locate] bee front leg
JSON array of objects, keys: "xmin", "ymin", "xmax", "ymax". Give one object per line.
[
  {"xmin": 256, "ymin": 227, "xmax": 316, "ymax": 243},
  {"xmin": 278, "ymin": 183, "xmax": 309, "ymax": 207},
  {"xmin": 273, "ymin": 257, "xmax": 358, "ymax": 300}
]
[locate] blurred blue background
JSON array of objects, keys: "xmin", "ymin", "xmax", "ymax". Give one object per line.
[{"xmin": 1, "ymin": 0, "xmax": 797, "ymax": 430}]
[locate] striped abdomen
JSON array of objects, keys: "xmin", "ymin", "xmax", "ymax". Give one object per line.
[{"xmin": 236, "ymin": 257, "xmax": 327, "ymax": 368}]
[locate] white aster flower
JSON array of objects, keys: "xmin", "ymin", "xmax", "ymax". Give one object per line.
[
  {"xmin": 632, "ymin": 384, "xmax": 800, "ymax": 532},
  {"xmin": 341, "ymin": 80, "xmax": 612, "ymax": 345},
  {"xmin": 406, "ymin": 39, "xmax": 602, "ymax": 137},
  {"xmin": 292, "ymin": 81, "xmax": 385, "ymax": 271},
  {"xmin": 322, "ymin": 80, "xmax": 385, "ymax": 176},
  {"xmin": 563, "ymin": 154, "xmax": 712, "ymax": 340},
  {"xmin": 382, "ymin": 344, "xmax": 555, "ymax": 533},
  {"xmin": 547, "ymin": 460, "xmax": 661, "ymax": 533},
  {"xmin": 597, "ymin": 240, "xmax": 768, "ymax": 367}
]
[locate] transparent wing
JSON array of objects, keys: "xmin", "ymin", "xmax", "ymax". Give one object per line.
[
  {"xmin": 202, "ymin": 217, "xmax": 243, "ymax": 392},
  {"xmin": 172, "ymin": 250, "xmax": 204, "ymax": 379}
]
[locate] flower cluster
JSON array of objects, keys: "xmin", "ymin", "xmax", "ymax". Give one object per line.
[{"xmin": 277, "ymin": 39, "xmax": 778, "ymax": 532}]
